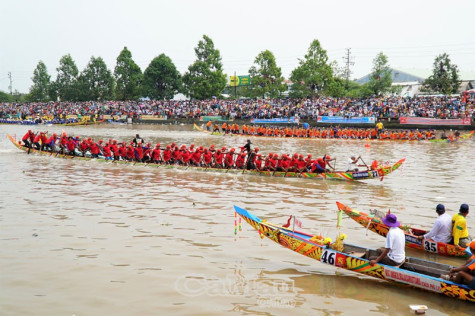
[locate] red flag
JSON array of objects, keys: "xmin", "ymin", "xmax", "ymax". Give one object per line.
[{"xmin": 294, "ymin": 217, "xmax": 302, "ymax": 228}]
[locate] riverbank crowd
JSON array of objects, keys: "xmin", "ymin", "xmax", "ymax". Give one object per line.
[
  {"xmin": 2, "ymin": 95, "xmax": 475, "ymax": 121},
  {"xmin": 20, "ymin": 130, "xmax": 382, "ymax": 173}
]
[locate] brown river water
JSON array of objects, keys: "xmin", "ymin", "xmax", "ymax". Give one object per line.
[{"xmin": 0, "ymin": 123, "xmax": 474, "ymax": 316}]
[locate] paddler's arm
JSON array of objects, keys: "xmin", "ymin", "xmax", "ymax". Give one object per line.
[{"xmin": 370, "ymin": 248, "xmax": 389, "ymax": 266}]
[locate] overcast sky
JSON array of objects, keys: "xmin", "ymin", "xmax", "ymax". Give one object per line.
[{"xmin": 1, "ymin": 0, "xmax": 474, "ymax": 93}]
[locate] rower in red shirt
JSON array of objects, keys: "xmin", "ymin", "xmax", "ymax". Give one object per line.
[
  {"xmin": 143, "ymin": 143, "xmax": 152, "ymax": 162},
  {"xmin": 135, "ymin": 143, "xmax": 144, "ymax": 162},
  {"xmin": 22, "ymin": 130, "xmax": 35, "ymax": 148},
  {"xmin": 126, "ymin": 144, "xmax": 135, "ymax": 161},
  {"xmin": 172, "ymin": 147, "xmax": 181, "ymax": 163},
  {"xmin": 90, "ymin": 141, "xmax": 101, "ymax": 158},
  {"xmin": 255, "ymin": 154, "xmax": 263, "ymax": 171},
  {"xmin": 277, "ymin": 154, "xmax": 289, "ymax": 171},
  {"xmin": 111, "ymin": 140, "xmax": 119, "ymax": 161},
  {"xmin": 163, "ymin": 145, "xmax": 172, "ymax": 164},
  {"xmin": 224, "ymin": 148, "xmax": 235, "ymax": 168},
  {"xmin": 305, "ymin": 154, "xmax": 313, "ymax": 165},
  {"xmin": 263, "ymin": 153, "xmax": 273, "ymax": 171},
  {"xmin": 46, "ymin": 133, "xmax": 58, "ymax": 152},
  {"xmin": 192, "ymin": 146, "xmax": 203, "ymax": 166},
  {"xmin": 312, "ymin": 156, "xmax": 331, "ymax": 173},
  {"xmin": 65, "ymin": 136, "xmax": 77, "ymax": 155},
  {"xmin": 203, "ymin": 148, "xmax": 213, "ymax": 167},
  {"xmin": 214, "ymin": 149, "xmax": 224, "ymax": 168},
  {"xmin": 269, "ymin": 154, "xmax": 278, "ymax": 171},
  {"xmin": 79, "ymin": 139, "xmax": 89, "ymax": 156},
  {"xmin": 296, "ymin": 155, "xmax": 308, "ymax": 173},
  {"xmin": 151, "ymin": 144, "xmax": 161, "ymax": 163},
  {"xmin": 58, "ymin": 133, "xmax": 68, "ymax": 154},
  {"xmin": 118, "ymin": 143, "xmax": 127, "ymax": 160},
  {"xmin": 102, "ymin": 143, "xmax": 112, "ymax": 160},
  {"xmin": 290, "ymin": 153, "xmax": 299, "ymax": 171},
  {"xmin": 33, "ymin": 133, "xmax": 43, "ymax": 150},
  {"xmin": 181, "ymin": 148, "xmax": 191, "ymax": 165},
  {"xmin": 235, "ymin": 152, "xmax": 246, "ymax": 169}
]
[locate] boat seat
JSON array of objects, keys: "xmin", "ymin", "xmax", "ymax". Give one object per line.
[
  {"xmin": 401, "ymin": 262, "xmax": 449, "ymax": 277},
  {"xmin": 347, "ymin": 251, "xmax": 367, "ymax": 258}
]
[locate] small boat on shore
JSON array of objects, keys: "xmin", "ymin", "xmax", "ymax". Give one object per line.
[
  {"xmin": 233, "ymin": 205, "xmax": 475, "ymax": 303},
  {"xmin": 7, "ymin": 134, "xmax": 405, "ymax": 182},
  {"xmin": 336, "ymin": 202, "xmax": 469, "ymax": 258}
]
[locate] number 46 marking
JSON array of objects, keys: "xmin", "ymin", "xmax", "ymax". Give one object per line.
[
  {"xmin": 321, "ymin": 249, "xmax": 336, "ymax": 265},
  {"xmin": 423, "ymin": 240, "xmax": 438, "ymax": 253}
]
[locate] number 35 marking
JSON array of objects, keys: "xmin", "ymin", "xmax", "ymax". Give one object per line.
[{"xmin": 423, "ymin": 240, "xmax": 438, "ymax": 253}]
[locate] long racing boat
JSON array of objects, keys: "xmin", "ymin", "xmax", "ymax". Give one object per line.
[
  {"xmin": 7, "ymin": 134, "xmax": 405, "ymax": 182},
  {"xmin": 233, "ymin": 205, "xmax": 475, "ymax": 303},
  {"xmin": 194, "ymin": 123, "xmax": 474, "ymax": 143},
  {"xmin": 336, "ymin": 202, "xmax": 469, "ymax": 258}
]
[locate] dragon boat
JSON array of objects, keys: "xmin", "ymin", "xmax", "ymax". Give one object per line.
[
  {"xmin": 7, "ymin": 134, "xmax": 405, "ymax": 182},
  {"xmin": 0, "ymin": 119, "xmax": 105, "ymax": 126},
  {"xmin": 336, "ymin": 202, "xmax": 469, "ymax": 258},
  {"xmin": 233, "ymin": 205, "xmax": 475, "ymax": 303},
  {"xmin": 194, "ymin": 123, "xmax": 474, "ymax": 143},
  {"xmin": 53, "ymin": 119, "xmax": 106, "ymax": 126}
]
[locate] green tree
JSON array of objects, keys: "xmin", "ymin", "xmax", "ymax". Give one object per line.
[
  {"xmin": 54, "ymin": 54, "xmax": 79, "ymax": 101},
  {"xmin": 183, "ymin": 35, "xmax": 227, "ymax": 99},
  {"xmin": 114, "ymin": 47, "xmax": 143, "ymax": 100},
  {"xmin": 289, "ymin": 39, "xmax": 334, "ymax": 97},
  {"xmin": 0, "ymin": 90, "xmax": 13, "ymax": 102},
  {"xmin": 324, "ymin": 78, "xmax": 346, "ymax": 98},
  {"xmin": 423, "ymin": 53, "xmax": 460, "ymax": 95},
  {"xmin": 78, "ymin": 56, "xmax": 115, "ymax": 101},
  {"xmin": 28, "ymin": 61, "xmax": 51, "ymax": 101},
  {"xmin": 143, "ymin": 54, "xmax": 182, "ymax": 100},
  {"xmin": 248, "ymin": 50, "xmax": 285, "ymax": 98},
  {"xmin": 367, "ymin": 52, "xmax": 393, "ymax": 95}
]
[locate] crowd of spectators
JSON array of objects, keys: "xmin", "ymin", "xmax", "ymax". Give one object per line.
[{"xmin": 1, "ymin": 95, "xmax": 474, "ymax": 121}]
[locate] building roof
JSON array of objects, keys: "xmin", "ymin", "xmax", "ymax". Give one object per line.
[
  {"xmin": 356, "ymin": 68, "xmax": 475, "ymax": 85},
  {"xmin": 356, "ymin": 68, "xmax": 425, "ymax": 84}
]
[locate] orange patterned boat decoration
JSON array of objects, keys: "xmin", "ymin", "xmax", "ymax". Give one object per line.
[{"xmin": 234, "ymin": 205, "xmax": 475, "ymax": 303}]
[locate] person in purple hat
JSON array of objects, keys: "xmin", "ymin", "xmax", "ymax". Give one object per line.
[{"xmin": 369, "ymin": 213, "xmax": 406, "ymax": 266}]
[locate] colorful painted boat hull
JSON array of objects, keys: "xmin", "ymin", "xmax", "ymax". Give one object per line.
[
  {"xmin": 336, "ymin": 202, "xmax": 469, "ymax": 258},
  {"xmin": 234, "ymin": 205, "xmax": 475, "ymax": 303},
  {"xmin": 7, "ymin": 134, "xmax": 404, "ymax": 182}
]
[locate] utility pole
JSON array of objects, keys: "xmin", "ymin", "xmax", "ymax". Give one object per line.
[
  {"xmin": 8, "ymin": 72, "xmax": 13, "ymax": 95},
  {"xmin": 342, "ymin": 48, "xmax": 354, "ymax": 89}
]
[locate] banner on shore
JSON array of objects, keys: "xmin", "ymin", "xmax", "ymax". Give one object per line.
[
  {"xmin": 399, "ymin": 117, "xmax": 472, "ymax": 126},
  {"xmin": 250, "ymin": 117, "xmax": 299, "ymax": 124},
  {"xmin": 317, "ymin": 116, "xmax": 376, "ymax": 124},
  {"xmin": 199, "ymin": 116, "xmax": 231, "ymax": 122},
  {"xmin": 230, "ymin": 75, "xmax": 251, "ymax": 87}
]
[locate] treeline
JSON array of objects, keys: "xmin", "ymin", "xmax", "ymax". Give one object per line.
[{"xmin": 2, "ymin": 35, "xmax": 461, "ymax": 102}]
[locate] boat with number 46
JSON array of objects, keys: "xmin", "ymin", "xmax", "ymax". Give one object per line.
[
  {"xmin": 233, "ymin": 205, "xmax": 475, "ymax": 303},
  {"xmin": 336, "ymin": 202, "xmax": 469, "ymax": 258}
]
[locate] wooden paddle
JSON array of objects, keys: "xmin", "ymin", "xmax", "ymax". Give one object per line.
[{"xmin": 359, "ymin": 156, "xmax": 370, "ymax": 170}]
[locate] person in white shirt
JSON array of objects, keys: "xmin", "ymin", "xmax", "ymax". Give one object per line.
[
  {"xmin": 346, "ymin": 155, "xmax": 366, "ymax": 172},
  {"xmin": 369, "ymin": 214, "xmax": 406, "ymax": 266},
  {"xmin": 416, "ymin": 204, "xmax": 452, "ymax": 243}
]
